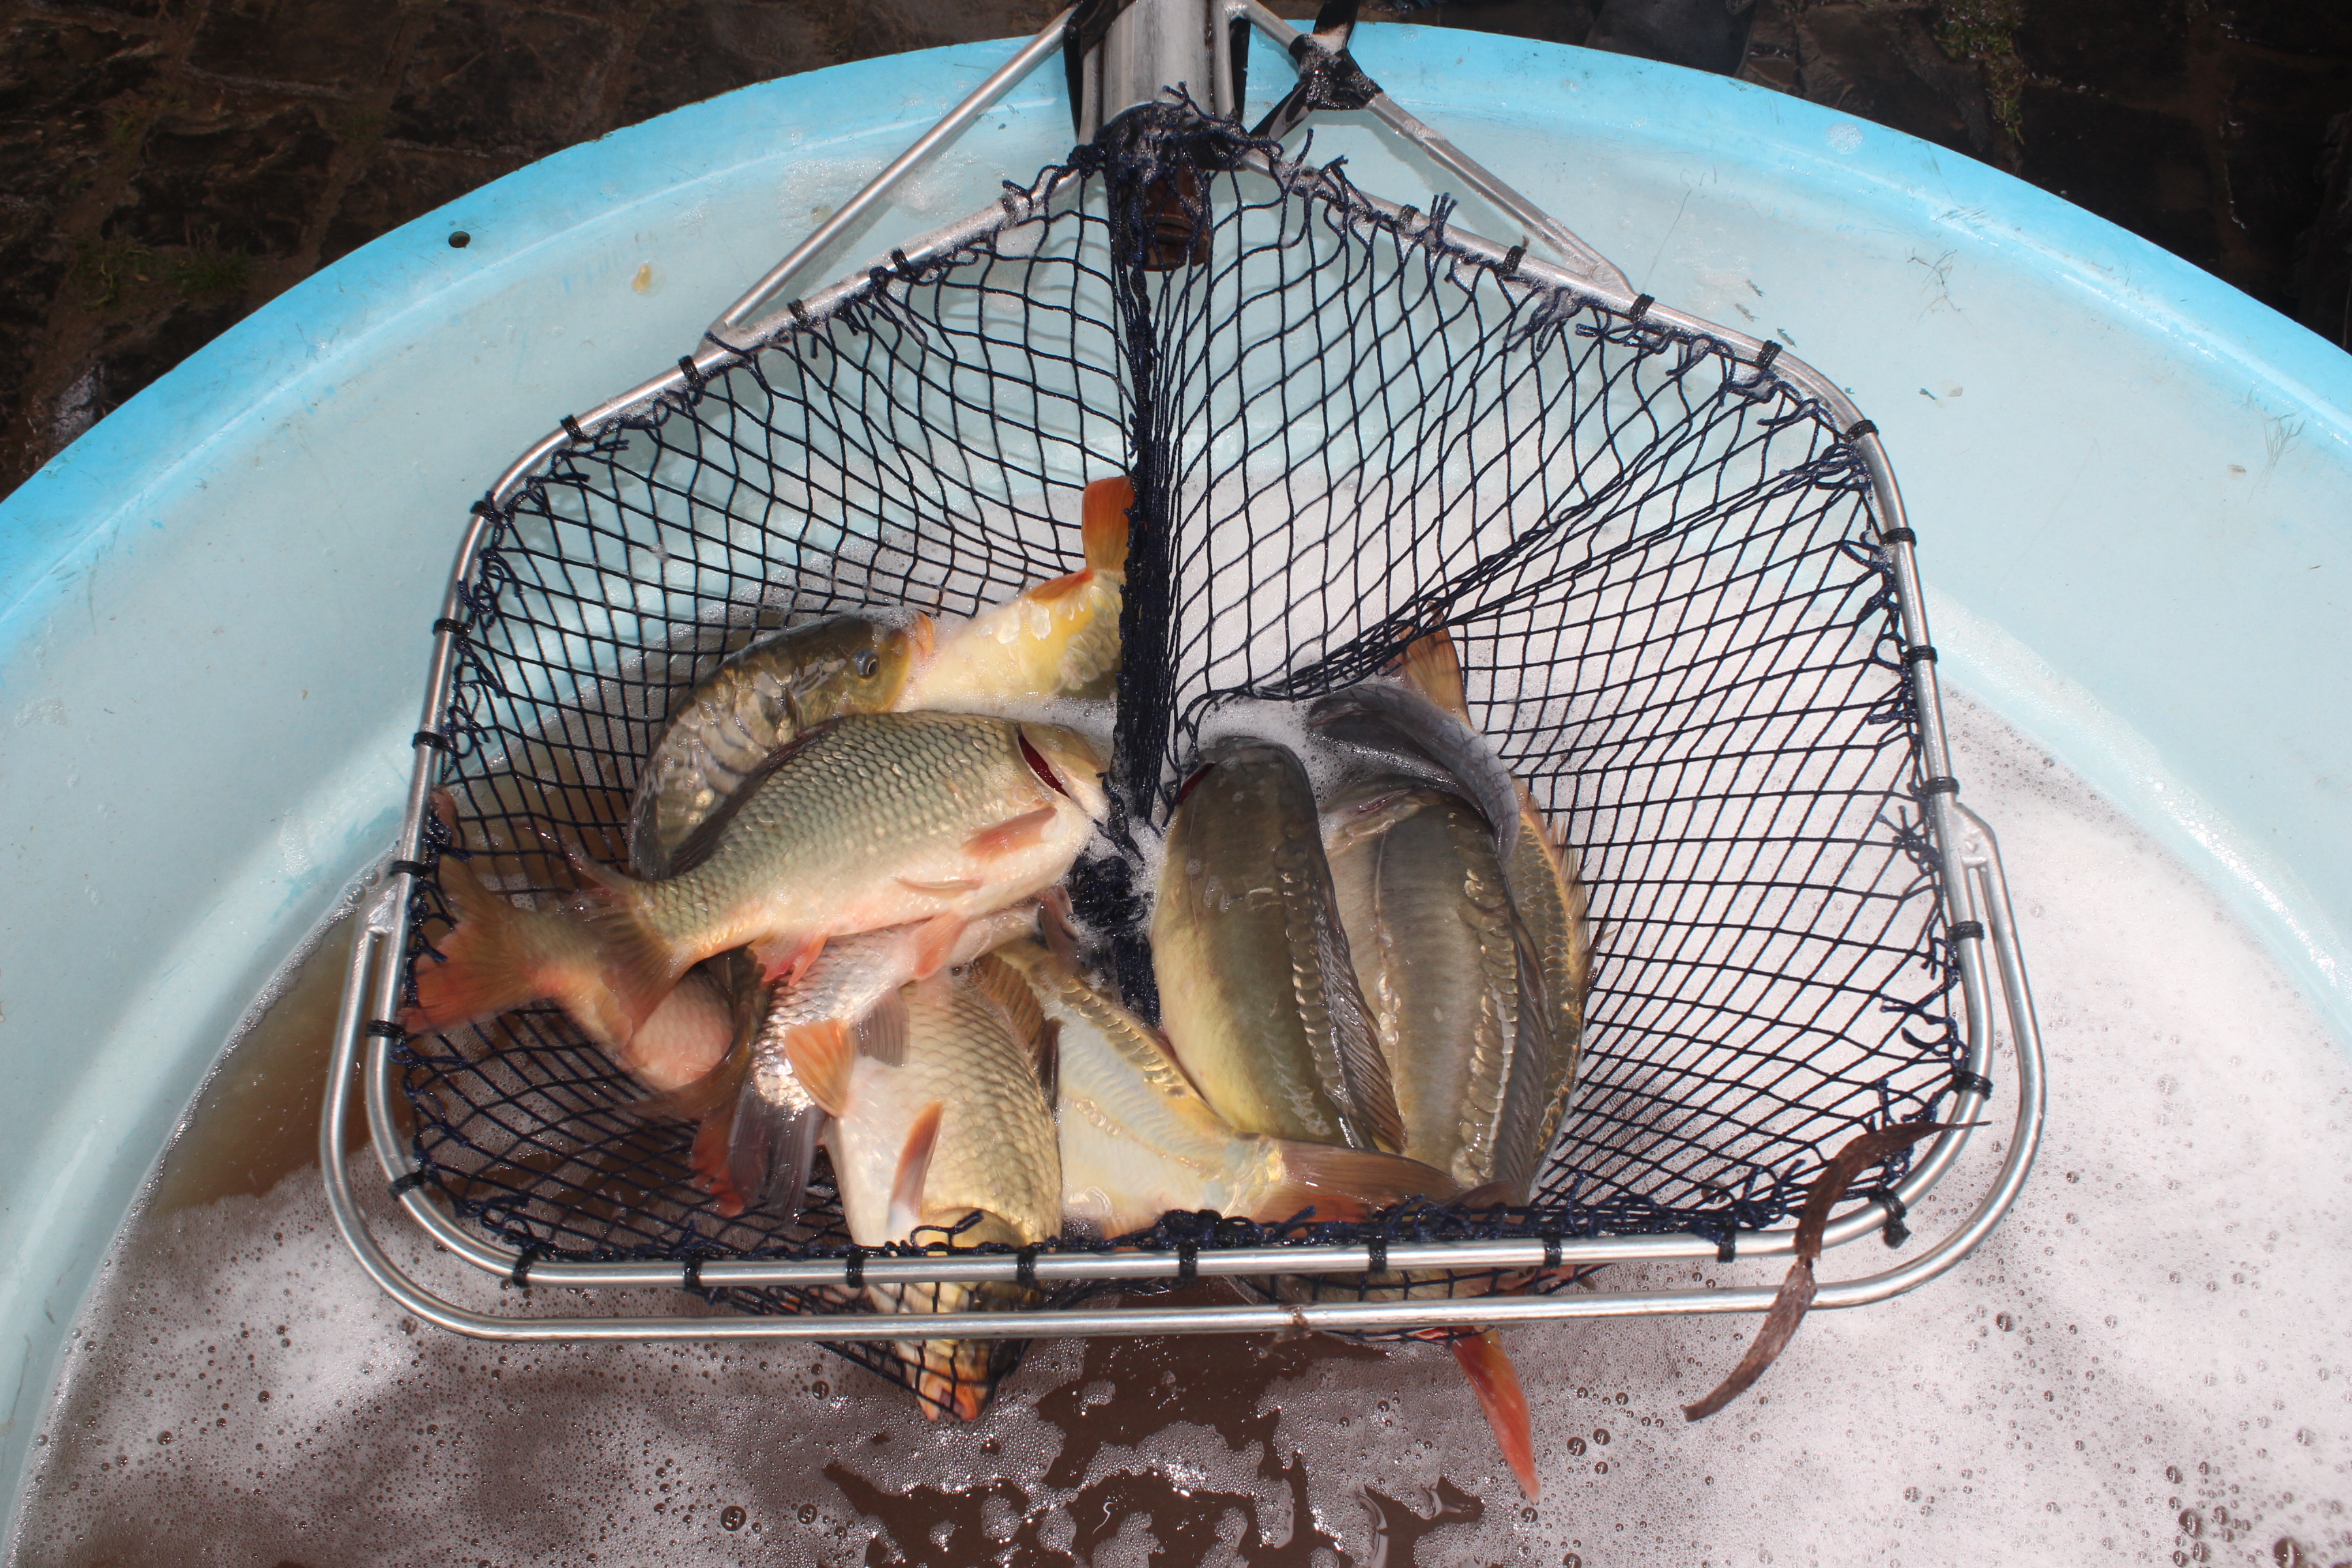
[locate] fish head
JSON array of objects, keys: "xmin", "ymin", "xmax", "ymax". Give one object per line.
[
  {"xmin": 781, "ymin": 613, "xmax": 921, "ymax": 723},
  {"xmin": 1017, "ymin": 723, "xmax": 1111, "ymax": 824}
]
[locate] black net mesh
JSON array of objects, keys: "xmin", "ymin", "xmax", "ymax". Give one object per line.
[{"xmin": 394, "ymin": 110, "xmax": 1962, "ymax": 1410}]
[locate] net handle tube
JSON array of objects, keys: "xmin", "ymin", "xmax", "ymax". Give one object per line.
[
  {"xmin": 1232, "ymin": 0, "xmax": 1633, "ymax": 296},
  {"xmin": 708, "ymin": 7, "xmax": 1075, "ymax": 340}
]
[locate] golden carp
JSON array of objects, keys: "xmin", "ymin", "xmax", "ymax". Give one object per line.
[
  {"xmin": 1322, "ymin": 781, "xmax": 1553, "ymax": 1200},
  {"xmin": 406, "ymin": 712, "xmax": 1108, "ymax": 1052},
  {"xmin": 697, "ymin": 903, "xmax": 1043, "ymax": 1220},
  {"xmin": 1150, "ymin": 738, "xmax": 1405, "ymax": 1155},
  {"xmin": 627, "ymin": 612, "xmax": 931, "ymax": 878},
  {"xmin": 996, "ymin": 939, "xmax": 1455, "ymax": 1237},
  {"xmin": 806, "ymin": 956, "xmax": 1061, "ymax": 1420},
  {"xmin": 1394, "ymin": 630, "xmax": 1592, "ymax": 1149},
  {"xmin": 898, "ymin": 476, "xmax": 1132, "ymax": 711}
]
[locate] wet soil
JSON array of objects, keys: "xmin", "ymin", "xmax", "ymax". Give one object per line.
[{"xmin": 1, "ymin": 0, "xmax": 2347, "ymax": 504}]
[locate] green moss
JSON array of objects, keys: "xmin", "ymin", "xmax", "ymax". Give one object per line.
[
  {"xmin": 1935, "ymin": 0, "xmax": 2025, "ymax": 144},
  {"xmin": 170, "ymin": 242, "xmax": 252, "ymax": 302},
  {"xmin": 71, "ymin": 236, "xmax": 154, "ymax": 310}
]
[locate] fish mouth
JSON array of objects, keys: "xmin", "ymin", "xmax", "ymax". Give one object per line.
[{"xmin": 1019, "ymin": 725, "xmax": 1112, "ymax": 823}]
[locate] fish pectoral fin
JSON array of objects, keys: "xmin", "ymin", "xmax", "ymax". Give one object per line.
[
  {"xmin": 964, "ymin": 806, "xmax": 1058, "ymax": 860},
  {"xmin": 753, "ymin": 934, "xmax": 826, "ymax": 987},
  {"xmin": 908, "ymin": 914, "xmax": 968, "ymax": 979},
  {"xmin": 783, "ymin": 1019, "xmax": 858, "ymax": 1118},
  {"xmin": 899, "ymin": 876, "xmax": 983, "ymax": 896},
  {"xmin": 690, "ymin": 1101, "xmax": 746, "ymax": 1218},
  {"xmin": 887, "ymin": 1101, "xmax": 945, "ymax": 1239},
  {"xmin": 850, "ymin": 989, "xmax": 911, "ymax": 1068}
]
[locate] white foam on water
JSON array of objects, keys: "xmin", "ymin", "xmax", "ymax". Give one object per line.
[{"xmin": 12, "ymin": 687, "xmax": 2352, "ymax": 1567}]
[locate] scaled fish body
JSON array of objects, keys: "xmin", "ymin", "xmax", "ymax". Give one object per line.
[
  {"xmin": 813, "ymin": 960, "xmax": 1061, "ymax": 1421},
  {"xmin": 897, "ymin": 477, "xmax": 1133, "ymax": 712},
  {"xmin": 1151, "ymin": 738, "xmax": 1404, "ymax": 1155},
  {"xmin": 628, "ymin": 613, "xmax": 928, "ymax": 878},
  {"xmin": 996, "ymin": 940, "xmax": 1456, "ymax": 1238},
  {"xmin": 1323, "ymin": 781, "xmax": 1552, "ymax": 1199},
  {"xmin": 408, "ymin": 713, "xmax": 1107, "ymax": 1051},
  {"xmin": 703, "ymin": 903, "xmax": 1043, "ymax": 1220},
  {"xmin": 1391, "ymin": 630, "xmax": 1592, "ymax": 1149}
]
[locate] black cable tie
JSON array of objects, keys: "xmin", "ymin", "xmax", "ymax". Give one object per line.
[
  {"xmin": 681, "ymin": 1255, "xmax": 706, "ymax": 1296},
  {"xmin": 1366, "ymin": 1233, "xmax": 1388, "ymax": 1273},
  {"xmin": 1947, "ymin": 919, "xmax": 1987, "ymax": 942},
  {"xmin": 676, "ymin": 355, "xmax": 702, "ymax": 390},
  {"xmin": 468, "ymin": 498, "xmax": 500, "ymax": 520},
  {"xmin": 1498, "ymin": 244, "xmax": 1524, "ymax": 278},
  {"xmin": 412, "ymin": 729, "xmax": 449, "ymax": 753},
  {"xmin": 560, "ymin": 414, "xmax": 586, "ymax": 442},
  {"xmin": 1917, "ymin": 776, "xmax": 1961, "ymax": 798},
  {"xmin": 1878, "ymin": 1191, "xmax": 1911, "ymax": 1249},
  {"xmin": 431, "ymin": 617, "xmax": 469, "ymax": 640},
  {"xmin": 1175, "ymin": 1239, "xmax": 1199, "ymax": 1284},
  {"xmin": 387, "ymin": 859, "xmax": 433, "ymax": 879},
  {"xmin": 787, "ymin": 299, "xmax": 811, "ymax": 328},
  {"xmin": 843, "ymin": 1247, "xmax": 866, "ymax": 1290},
  {"xmin": 891, "ymin": 248, "xmax": 917, "ymax": 280},
  {"xmin": 387, "ymin": 1170, "xmax": 428, "ymax": 1198},
  {"xmin": 1395, "ymin": 203, "xmax": 1418, "ymax": 228},
  {"xmin": 1844, "ymin": 418, "xmax": 1878, "ymax": 441},
  {"xmin": 507, "ymin": 1246, "xmax": 542, "ymax": 1291},
  {"xmin": 364, "ymin": 1021, "xmax": 406, "ymax": 1042},
  {"xmin": 1716, "ymin": 1232, "xmax": 1737, "ymax": 1264},
  {"xmin": 1951, "ymin": 1068, "xmax": 1995, "ymax": 1098},
  {"xmin": 1540, "ymin": 1226, "xmax": 1563, "ymax": 1273},
  {"xmin": 1015, "ymin": 1247, "xmax": 1039, "ymax": 1289},
  {"xmin": 1903, "ymin": 644, "xmax": 1938, "ymax": 665},
  {"xmin": 1629, "ymin": 294, "xmax": 1654, "ymax": 321},
  {"xmin": 1752, "ymin": 340, "xmax": 1782, "ymax": 372},
  {"xmin": 1878, "ymin": 526, "xmax": 1917, "ymax": 546}
]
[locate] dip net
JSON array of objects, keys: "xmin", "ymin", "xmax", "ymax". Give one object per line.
[{"xmin": 393, "ymin": 110, "xmax": 1964, "ymax": 1411}]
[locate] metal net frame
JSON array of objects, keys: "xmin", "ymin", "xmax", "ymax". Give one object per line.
[{"xmin": 372, "ymin": 109, "xmax": 1981, "ymax": 1410}]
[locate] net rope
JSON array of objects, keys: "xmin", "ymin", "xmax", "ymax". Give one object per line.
[{"xmin": 394, "ymin": 110, "xmax": 1961, "ymax": 1410}]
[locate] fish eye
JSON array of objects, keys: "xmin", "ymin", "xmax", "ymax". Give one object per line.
[{"xmin": 853, "ymin": 649, "xmax": 879, "ymax": 678}]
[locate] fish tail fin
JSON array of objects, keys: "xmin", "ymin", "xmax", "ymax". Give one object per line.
[
  {"xmin": 1451, "ymin": 1328, "xmax": 1539, "ymax": 1502},
  {"xmin": 1397, "ymin": 626, "xmax": 1471, "ymax": 719},
  {"xmin": 691, "ymin": 1100, "xmax": 747, "ymax": 1218},
  {"xmin": 1256, "ymin": 1141, "xmax": 1459, "ymax": 1223},
  {"xmin": 721, "ymin": 1072, "xmax": 826, "ymax": 1222},
  {"xmin": 1081, "ymin": 475, "xmax": 1134, "ymax": 574},
  {"xmin": 404, "ymin": 855, "xmax": 579, "ymax": 1038}
]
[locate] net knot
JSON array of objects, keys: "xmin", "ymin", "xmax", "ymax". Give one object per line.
[
  {"xmin": 1877, "ymin": 1190, "xmax": 1911, "ymax": 1248},
  {"xmin": 506, "ymin": 1245, "xmax": 544, "ymax": 1292}
]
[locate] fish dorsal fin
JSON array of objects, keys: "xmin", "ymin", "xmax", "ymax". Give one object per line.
[
  {"xmin": 1396, "ymin": 626, "xmax": 1471, "ymax": 719},
  {"xmin": 661, "ymin": 716, "xmax": 847, "ymax": 877},
  {"xmin": 887, "ymin": 1102, "xmax": 945, "ymax": 1238},
  {"xmin": 1081, "ymin": 476, "xmax": 1134, "ymax": 574},
  {"xmin": 851, "ymin": 987, "xmax": 911, "ymax": 1068}
]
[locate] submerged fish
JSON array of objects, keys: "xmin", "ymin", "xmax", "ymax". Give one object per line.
[
  {"xmin": 406, "ymin": 712, "xmax": 1108, "ymax": 1052},
  {"xmin": 809, "ymin": 958, "xmax": 1061, "ymax": 1420},
  {"xmin": 628, "ymin": 613, "xmax": 930, "ymax": 879},
  {"xmin": 1392, "ymin": 629, "xmax": 1592, "ymax": 1149},
  {"xmin": 996, "ymin": 938, "xmax": 1455, "ymax": 1237},
  {"xmin": 1322, "ymin": 781, "xmax": 1552, "ymax": 1199},
  {"xmin": 698, "ymin": 902, "xmax": 1043, "ymax": 1220},
  {"xmin": 898, "ymin": 476, "xmax": 1132, "ymax": 712},
  {"xmin": 1151, "ymin": 738, "xmax": 1404, "ymax": 1155}
]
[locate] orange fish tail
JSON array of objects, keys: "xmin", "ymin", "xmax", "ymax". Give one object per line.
[
  {"xmin": 1398, "ymin": 626, "xmax": 1471, "ymax": 719},
  {"xmin": 1256, "ymin": 1142, "xmax": 1460, "ymax": 1223},
  {"xmin": 1452, "ymin": 1328, "xmax": 1539, "ymax": 1501},
  {"xmin": 1081, "ymin": 475, "xmax": 1134, "ymax": 574},
  {"xmin": 405, "ymin": 856, "xmax": 566, "ymax": 1036}
]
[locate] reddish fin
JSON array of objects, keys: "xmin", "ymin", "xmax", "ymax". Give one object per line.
[
  {"xmin": 907, "ymin": 915, "xmax": 967, "ymax": 979},
  {"xmin": 1452, "ymin": 1329, "xmax": 1539, "ymax": 1502},
  {"xmin": 887, "ymin": 1102, "xmax": 945, "ymax": 1238},
  {"xmin": 402, "ymin": 855, "xmax": 546, "ymax": 1036},
  {"xmin": 1256, "ymin": 1142, "xmax": 1458, "ymax": 1224},
  {"xmin": 1029, "ymin": 568, "xmax": 1094, "ymax": 604},
  {"xmin": 1396, "ymin": 627, "xmax": 1471, "ymax": 719},
  {"xmin": 850, "ymin": 987, "xmax": 911, "ymax": 1068},
  {"xmin": 909, "ymin": 611, "xmax": 937, "ymax": 662},
  {"xmin": 966, "ymin": 805, "xmax": 1058, "ymax": 860},
  {"xmin": 691, "ymin": 1102, "xmax": 746, "ymax": 1218},
  {"xmin": 752, "ymin": 934, "xmax": 826, "ymax": 987},
  {"xmin": 1082, "ymin": 476, "xmax": 1134, "ymax": 574},
  {"xmin": 900, "ymin": 876, "xmax": 982, "ymax": 896},
  {"xmin": 783, "ymin": 1019, "xmax": 857, "ymax": 1117}
]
